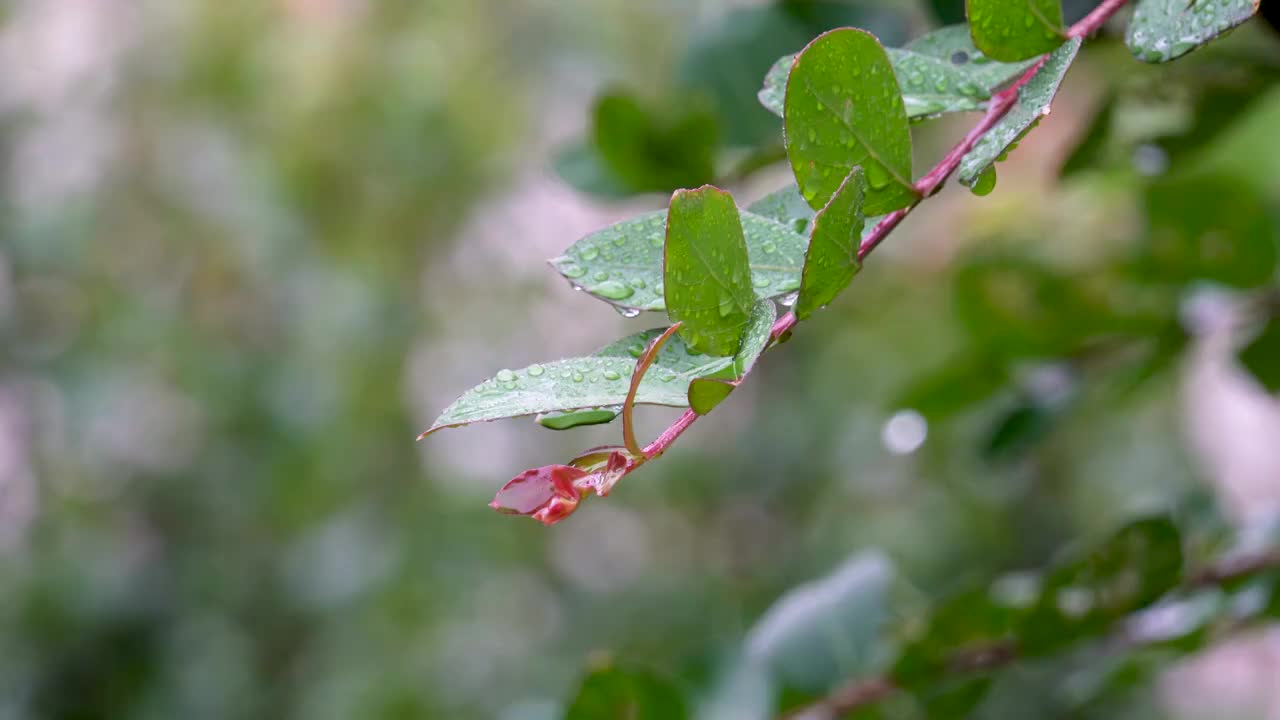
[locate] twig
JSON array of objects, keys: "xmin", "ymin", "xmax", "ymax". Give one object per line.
[
  {"xmin": 782, "ymin": 544, "xmax": 1280, "ymax": 719},
  {"xmin": 629, "ymin": 0, "xmax": 1131, "ymax": 483}
]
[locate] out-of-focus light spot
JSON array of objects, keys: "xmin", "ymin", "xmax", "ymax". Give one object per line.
[
  {"xmin": 881, "ymin": 409, "xmax": 927, "ymax": 455},
  {"xmin": 1132, "ymin": 143, "xmax": 1169, "ymax": 177}
]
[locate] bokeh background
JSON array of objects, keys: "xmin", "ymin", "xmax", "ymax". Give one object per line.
[{"xmin": 1, "ymin": 0, "xmax": 1279, "ymax": 718}]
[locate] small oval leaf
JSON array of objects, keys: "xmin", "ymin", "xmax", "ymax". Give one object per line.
[
  {"xmin": 1127, "ymin": 0, "xmax": 1259, "ymax": 64},
  {"xmin": 966, "ymin": 0, "xmax": 1067, "ymax": 62},
  {"xmin": 796, "ymin": 167, "xmax": 867, "ymax": 320}
]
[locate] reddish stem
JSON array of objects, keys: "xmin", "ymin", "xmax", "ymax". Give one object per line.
[{"xmin": 1069, "ymin": 0, "xmax": 1129, "ymax": 37}]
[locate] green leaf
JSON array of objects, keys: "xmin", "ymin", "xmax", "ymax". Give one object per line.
[
  {"xmin": 1127, "ymin": 0, "xmax": 1260, "ymax": 64},
  {"xmin": 1239, "ymin": 313, "xmax": 1280, "ymax": 394},
  {"xmin": 590, "ymin": 91, "xmax": 719, "ymax": 195},
  {"xmin": 796, "ymin": 167, "xmax": 867, "ymax": 320},
  {"xmin": 746, "ymin": 183, "xmax": 817, "ymax": 234},
  {"xmin": 1140, "ymin": 174, "xmax": 1278, "ymax": 289},
  {"xmin": 966, "ymin": 0, "xmax": 1067, "ymax": 62},
  {"xmin": 758, "ymin": 54, "xmax": 795, "ymax": 119},
  {"xmin": 535, "ymin": 407, "xmax": 620, "ymax": 430},
  {"xmin": 550, "ymin": 209, "xmax": 805, "ymax": 313},
  {"xmin": 420, "ymin": 328, "xmax": 733, "ymax": 437},
  {"xmin": 664, "ymin": 186, "xmax": 759, "ymax": 356},
  {"xmin": 689, "ymin": 299, "xmax": 777, "ymax": 414},
  {"xmin": 565, "ymin": 666, "xmax": 688, "ymax": 720},
  {"xmin": 747, "ymin": 551, "xmax": 896, "ymax": 693},
  {"xmin": 958, "ymin": 38, "xmax": 1081, "ymax": 188},
  {"xmin": 784, "ymin": 29, "xmax": 919, "ymax": 215},
  {"xmin": 760, "ymin": 38, "xmax": 1006, "ymax": 122},
  {"xmin": 1019, "ymin": 517, "xmax": 1184, "ymax": 656},
  {"xmin": 887, "ymin": 48, "xmax": 992, "ymax": 119},
  {"xmin": 904, "ymin": 25, "xmax": 1039, "ymax": 90}
]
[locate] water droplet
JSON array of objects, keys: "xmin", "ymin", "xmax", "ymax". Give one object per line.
[
  {"xmin": 753, "ymin": 277, "xmax": 771, "ymax": 288},
  {"xmin": 603, "ymin": 369, "xmax": 621, "ymax": 381},
  {"xmin": 613, "ymin": 235, "xmax": 626, "ymax": 247},
  {"xmin": 658, "ymin": 370, "xmax": 677, "ymax": 382},
  {"xmin": 970, "ymin": 166, "xmax": 997, "ymax": 196},
  {"xmin": 864, "ymin": 162, "xmax": 892, "ymax": 190},
  {"xmin": 793, "ymin": 218, "xmax": 809, "ymax": 234},
  {"xmin": 527, "ymin": 364, "xmax": 545, "ymax": 377},
  {"xmin": 496, "ymin": 369, "xmax": 516, "ymax": 382},
  {"xmin": 572, "ymin": 373, "xmax": 584, "ymax": 383},
  {"xmin": 630, "ymin": 278, "xmax": 646, "ymax": 289},
  {"xmin": 934, "ymin": 77, "xmax": 949, "ymax": 92},
  {"xmin": 779, "ymin": 291, "xmax": 799, "ymax": 307},
  {"xmin": 627, "ymin": 344, "xmax": 644, "ymax": 358},
  {"xmin": 909, "ymin": 72, "xmax": 924, "ymax": 86},
  {"xmin": 1024, "ymin": 14, "xmax": 1035, "ymax": 27},
  {"xmin": 580, "ymin": 246, "xmax": 599, "ymax": 261},
  {"xmin": 593, "ymin": 270, "xmax": 609, "ymax": 282},
  {"xmin": 808, "ymin": 128, "xmax": 817, "ymax": 143},
  {"xmin": 614, "ymin": 305, "xmax": 642, "ymax": 319},
  {"xmin": 950, "ymin": 51, "xmax": 969, "ymax": 65},
  {"xmin": 650, "ymin": 233, "xmax": 663, "ymax": 248},
  {"xmin": 593, "ymin": 281, "xmax": 635, "ymax": 301}
]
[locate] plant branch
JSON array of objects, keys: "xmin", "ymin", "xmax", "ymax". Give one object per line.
[
  {"xmin": 782, "ymin": 545, "xmax": 1280, "ymax": 719},
  {"xmin": 627, "ymin": 0, "xmax": 1131, "ymax": 484}
]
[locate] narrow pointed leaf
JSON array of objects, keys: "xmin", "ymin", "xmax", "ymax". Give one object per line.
[
  {"xmin": 664, "ymin": 186, "xmax": 758, "ymax": 357},
  {"xmin": 689, "ymin": 300, "xmax": 776, "ymax": 414},
  {"xmin": 420, "ymin": 328, "xmax": 734, "ymax": 437},
  {"xmin": 958, "ymin": 38, "xmax": 1081, "ymax": 188},
  {"xmin": 966, "ymin": 0, "xmax": 1067, "ymax": 62},
  {"xmin": 784, "ymin": 29, "xmax": 919, "ymax": 215},
  {"xmin": 905, "ymin": 24, "xmax": 1039, "ymax": 90},
  {"xmin": 550, "ymin": 209, "xmax": 805, "ymax": 313},
  {"xmin": 795, "ymin": 167, "xmax": 867, "ymax": 320},
  {"xmin": 1127, "ymin": 0, "xmax": 1259, "ymax": 64}
]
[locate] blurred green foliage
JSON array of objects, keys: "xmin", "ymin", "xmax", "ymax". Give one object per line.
[{"xmin": 1, "ymin": 1, "xmax": 1279, "ymax": 719}]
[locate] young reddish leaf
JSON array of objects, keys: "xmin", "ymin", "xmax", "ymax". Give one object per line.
[
  {"xmin": 623, "ymin": 323, "xmax": 683, "ymax": 455},
  {"xmin": 490, "ymin": 465, "xmax": 591, "ymax": 525}
]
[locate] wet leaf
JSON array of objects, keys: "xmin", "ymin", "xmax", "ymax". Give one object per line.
[
  {"xmin": 905, "ymin": 24, "xmax": 1039, "ymax": 90},
  {"xmin": 664, "ymin": 186, "xmax": 759, "ymax": 356},
  {"xmin": 490, "ymin": 464, "xmax": 589, "ymax": 525},
  {"xmin": 549, "ymin": 207, "xmax": 806, "ymax": 313},
  {"xmin": 784, "ymin": 29, "xmax": 919, "ymax": 215},
  {"xmin": 689, "ymin": 299, "xmax": 776, "ymax": 414},
  {"xmin": 565, "ymin": 666, "xmax": 688, "ymax": 720},
  {"xmin": 958, "ymin": 38, "xmax": 1081, "ymax": 187},
  {"xmin": 796, "ymin": 167, "xmax": 867, "ymax": 320},
  {"xmin": 1127, "ymin": 0, "xmax": 1260, "ymax": 64},
  {"xmin": 420, "ymin": 328, "xmax": 734, "ymax": 437},
  {"xmin": 966, "ymin": 0, "xmax": 1067, "ymax": 62},
  {"xmin": 746, "ymin": 183, "xmax": 818, "ymax": 233}
]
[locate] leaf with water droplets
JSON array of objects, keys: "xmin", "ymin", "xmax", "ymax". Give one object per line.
[
  {"xmin": 795, "ymin": 167, "xmax": 866, "ymax": 320},
  {"xmin": 887, "ymin": 47, "xmax": 992, "ymax": 118},
  {"xmin": 784, "ymin": 29, "xmax": 919, "ymax": 215},
  {"xmin": 747, "ymin": 183, "xmax": 817, "ymax": 232},
  {"xmin": 958, "ymin": 38, "xmax": 1080, "ymax": 188},
  {"xmin": 688, "ymin": 300, "xmax": 776, "ymax": 414},
  {"xmin": 1127, "ymin": 0, "xmax": 1259, "ymax": 64},
  {"xmin": 761, "ymin": 39, "xmax": 1014, "ymax": 122},
  {"xmin": 420, "ymin": 328, "xmax": 735, "ymax": 437},
  {"xmin": 966, "ymin": 0, "xmax": 1066, "ymax": 62},
  {"xmin": 758, "ymin": 53, "xmax": 796, "ymax": 119},
  {"xmin": 664, "ymin": 186, "xmax": 759, "ymax": 356},
  {"xmin": 905, "ymin": 24, "xmax": 1039, "ymax": 90},
  {"xmin": 550, "ymin": 208, "xmax": 807, "ymax": 313}
]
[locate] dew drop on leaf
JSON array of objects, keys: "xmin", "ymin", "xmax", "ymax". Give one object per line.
[{"xmin": 971, "ymin": 166, "xmax": 998, "ymax": 196}]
